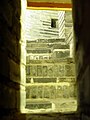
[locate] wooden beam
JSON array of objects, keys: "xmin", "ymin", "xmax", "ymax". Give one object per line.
[{"xmin": 27, "ymin": 2, "xmax": 72, "ymax": 9}]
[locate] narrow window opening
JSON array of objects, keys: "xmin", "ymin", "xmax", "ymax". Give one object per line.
[{"xmin": 51, "ymin": 19, "xmax": 58, "ymax": 28}]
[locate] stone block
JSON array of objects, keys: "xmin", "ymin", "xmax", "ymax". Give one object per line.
[
  {"xmin": 26, "ymin": 66, "xmax": 30, "ymax": 75},
  {"xmin": 53, "ymin": 44, "xmax": 69, "ymax": 49},
  {"xmin": 50, "ymin": 86, "xmax": 56, "ymax": 98},
  {"xmin": 37, "ymin": 86, "xmax": 43, "ymax": 98},
  {"xmin": 69, "ymin": 84, "xmax": 76, "ymax": 97},
  {"xmin": 30, "ymin": 65, "xmax": 37, "ymax": 77},
  {"xmin": 30, "ymin": 86, "xmax": 38, "ymax": 99},
  {"xmin": 27, "ymin": 43, "xmax": 50, "ymax": 48},
  {"xmin": 43, "ymin": 66, "xmax": 47, "ymax": 76},
  {"xmin": 65, "ymin": 64, "xmax": 75, "ymax": 76},
  {"xmin": 17, "ymin": 42, "xmax": 21, "ymax": 61},
  {"xmin": 58, "ymin": 78, "xmax": 66, "ymax": 82},
  {"xmin": 26, "ymin": 62, "xmax": 76, "ymax": 78},
  {"xmin": 26, "ymin": 56, "xmax": 30, "ymax": 64},
  {"xmin": 26, "ymin": 101, "xmax": 52, "ymax": 110},
  {"xmin": 12, "ymin": 16, "xmax": 21, "ymax": 40},
  {"xmin": 58, "ymin": 65, "xmax": 64, "ymax": 77},
  {"xmin": 56, "ymin": 85, "xmax": 63, "ymax": 98},
  {"xmin": 44, "ymin": 86, "xmax": 50, "ymax": 98},
  {"xmin": 7, "ymin": 37, "xmax": 17, "ymax": 56},
  {"xmin": 7, "ymin": 87, "xmax": 16, "ymax": 108},
  {"xmin": 33, "ymin": 78, "xmax": 56, "ymax": 83},
  {"xmin": 9, "ymin": 58, "xmax": 20, "ymax": 82},
  {"xmin": 53, "ymin": 50, "xmax": 70, "ymax": 58},
  {"xmin": 37, "ymin": 65, "xmax": 42, "ymax": 76},
  {"xmin": 8, "ymin": 0, "xmax": 21, "ymax": 21},
  {"xmin": 2, "ymin": 2, "xmax": 13, "ymax": 26},
  {"xmin": 76, "ymin": 44, "xmax": 84, "ymax": 76},
  {"xmin": 58, "ymin": 78, "xmax": 75, "ymax": 82},
  {"xmin": 26, "ymin": 87, "xmax": 30, "ymax": 99},
  {"xmin": 0, "ymin": 50, "xmax": 9, "ymax": 77},
  {"xmin": 79, "ymin": 66, "xmax": 90, "ymax": 104},
  {"xmin": 20, "ymin": 63, "xmax": 26, "ymax": 84},
  {"xmin": 47, "ymin": 65, "xmax": 53, "ymax": 77},
  {"xmin": 53, "ymin": 65, "xmax": 59, "ymax": 77},
  {"xmin": 27, "ymin": 49, "xmax": 51, "ymax": 54},
  {"xmin": 26, "ymin": 78, "xmax": 31, "ymax": 83},
  {"xmin": 0, "ymin": 84, "xmax": 16, "ymax": 109},
  {"xmin": 20, "ymin": 85, "xmax": 26, "ymax": 110},
  {"xmin": 63, "ymin": 85, "xmax": 70, "ymax": 98},
  {"xmin": 0, "ymin": 23, "xmax": 12, "ymax": 49},
  {"xmin": 2, "ymin": 27, "xmax": 19, "ymax": 58},
  {"xmin": 21, "ymin": 44, "xmax": 26, "ymax": 65},
  {"xmin": 16, "ymin": 89, "xmax": 20, "ymax": 109}
]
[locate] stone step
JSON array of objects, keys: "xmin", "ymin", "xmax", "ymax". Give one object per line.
[
  {"xmin": 26, "ymin": 100, "xmax": 52, "ymax": 109},
  {"xmin": 26, "ymin": 43, "xmax": 69, "ymax": 50},
  {"xmin": 27, "ymin": 38, "xmax": 65, "ymax": 43}
]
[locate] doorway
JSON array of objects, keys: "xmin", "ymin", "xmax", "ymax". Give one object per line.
[{"xmin": 24, "ymin": 9, "xmax": 77, "ymax": 113}]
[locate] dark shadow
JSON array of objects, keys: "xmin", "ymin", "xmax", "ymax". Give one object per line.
[{"xmin": 0, "ymin": 0, "xmax": 26, "ymax": 119}]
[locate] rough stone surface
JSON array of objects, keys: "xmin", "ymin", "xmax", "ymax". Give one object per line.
[
  {"xmin": 72, "ymin": 0, "xmax": 90, "ymax": 119},
  {"xmin": 0, "ymin": 0, "xmax": 26, "ymax": 119},
  {"xmin": 26, "ymin": 12, "xmax": 76, "ymax": 112},
  {"xmin": 1, "ymin": 0, "xmax": 90, "ymax": 119}
]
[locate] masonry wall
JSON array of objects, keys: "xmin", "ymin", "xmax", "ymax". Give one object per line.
[
  {"xmin": 0, "ymin": 1, "xmax": 78, "ymax": 119},
  {"xmin": 72, "ymin": 0, "xmax": 90, "ymax": 119},
  {"xmin": 26, "ymin": 10, "xmax": 60, "ymax": 40},
  {"xmin": 0, "ymin": 0, "xmax": 26, "ymax": 119},
  {"xmin": 25, "ymin": 9, "xmax": 77, "ymax": 115}
]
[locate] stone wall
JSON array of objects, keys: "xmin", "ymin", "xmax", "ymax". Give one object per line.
[
  {"xmin": 26, "ymin": 25, "xmax": 76, "ymax": 112},
  {"xmin": 26, "ymin": 10, "xmax": 60, "ymax": 40},
  {"xmin": 26, "ymin": 39, "xmax": 70, "ymax": 60},
  {"xmin": 26, "ymin": 59, "xmax": 76, "ymax": 112},
  {"xmin": 26, "ymin": 60, "xmax": 75, "ymax": 77},
  {"xmin": 25, "ymin": 10, "xmax": 73, "ymax": 40},
  {"xmin": 0, "ymin": 0, "xmax": 26, "ymax": 119},
  {"xmin": 0, "ymin": 0, "xmax": 83, "ymax": 119},
  {"xmin": 72, "ymin": 0, "xmax": 90, "ymax": 119},
  {"xmin": 26, "ymin": 113, "xmax": 79, "ymax": 120},
  {"xmin": 58, "ymin": 11, "xmax": 65, "ymax": 38}
]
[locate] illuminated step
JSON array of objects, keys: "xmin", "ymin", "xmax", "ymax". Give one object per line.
[{"xmin": 26, "ymin": 100, "xmax": 52, "ymax": 109}]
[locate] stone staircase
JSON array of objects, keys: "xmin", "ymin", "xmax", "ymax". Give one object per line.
[{"xmin": 26, "ymin": 38, "xmax": 77, "ymax": 113}]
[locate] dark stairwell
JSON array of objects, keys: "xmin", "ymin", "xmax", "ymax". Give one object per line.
[{"xmin": 0, "ymin": 0, "xmax": 90, "ymax": 120}]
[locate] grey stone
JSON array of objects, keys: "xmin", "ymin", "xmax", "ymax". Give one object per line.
[
  {"xmin": 65, "ymin": 64, "xmax": 75, "ymax": 76},
  {"xmin": 37, "ymin": 65, "xmax": 42, "ymax": 76},
  {"xmin": 30, "ymin": 66, "xmax": 37, "ymax": 76},
  {"xmin": 48, "ymin": 65, "xmax": 53, "ymax": 77},
  {"xmin": 43, "ymin": 66, "xmax": 47, "ymax": 76}
]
